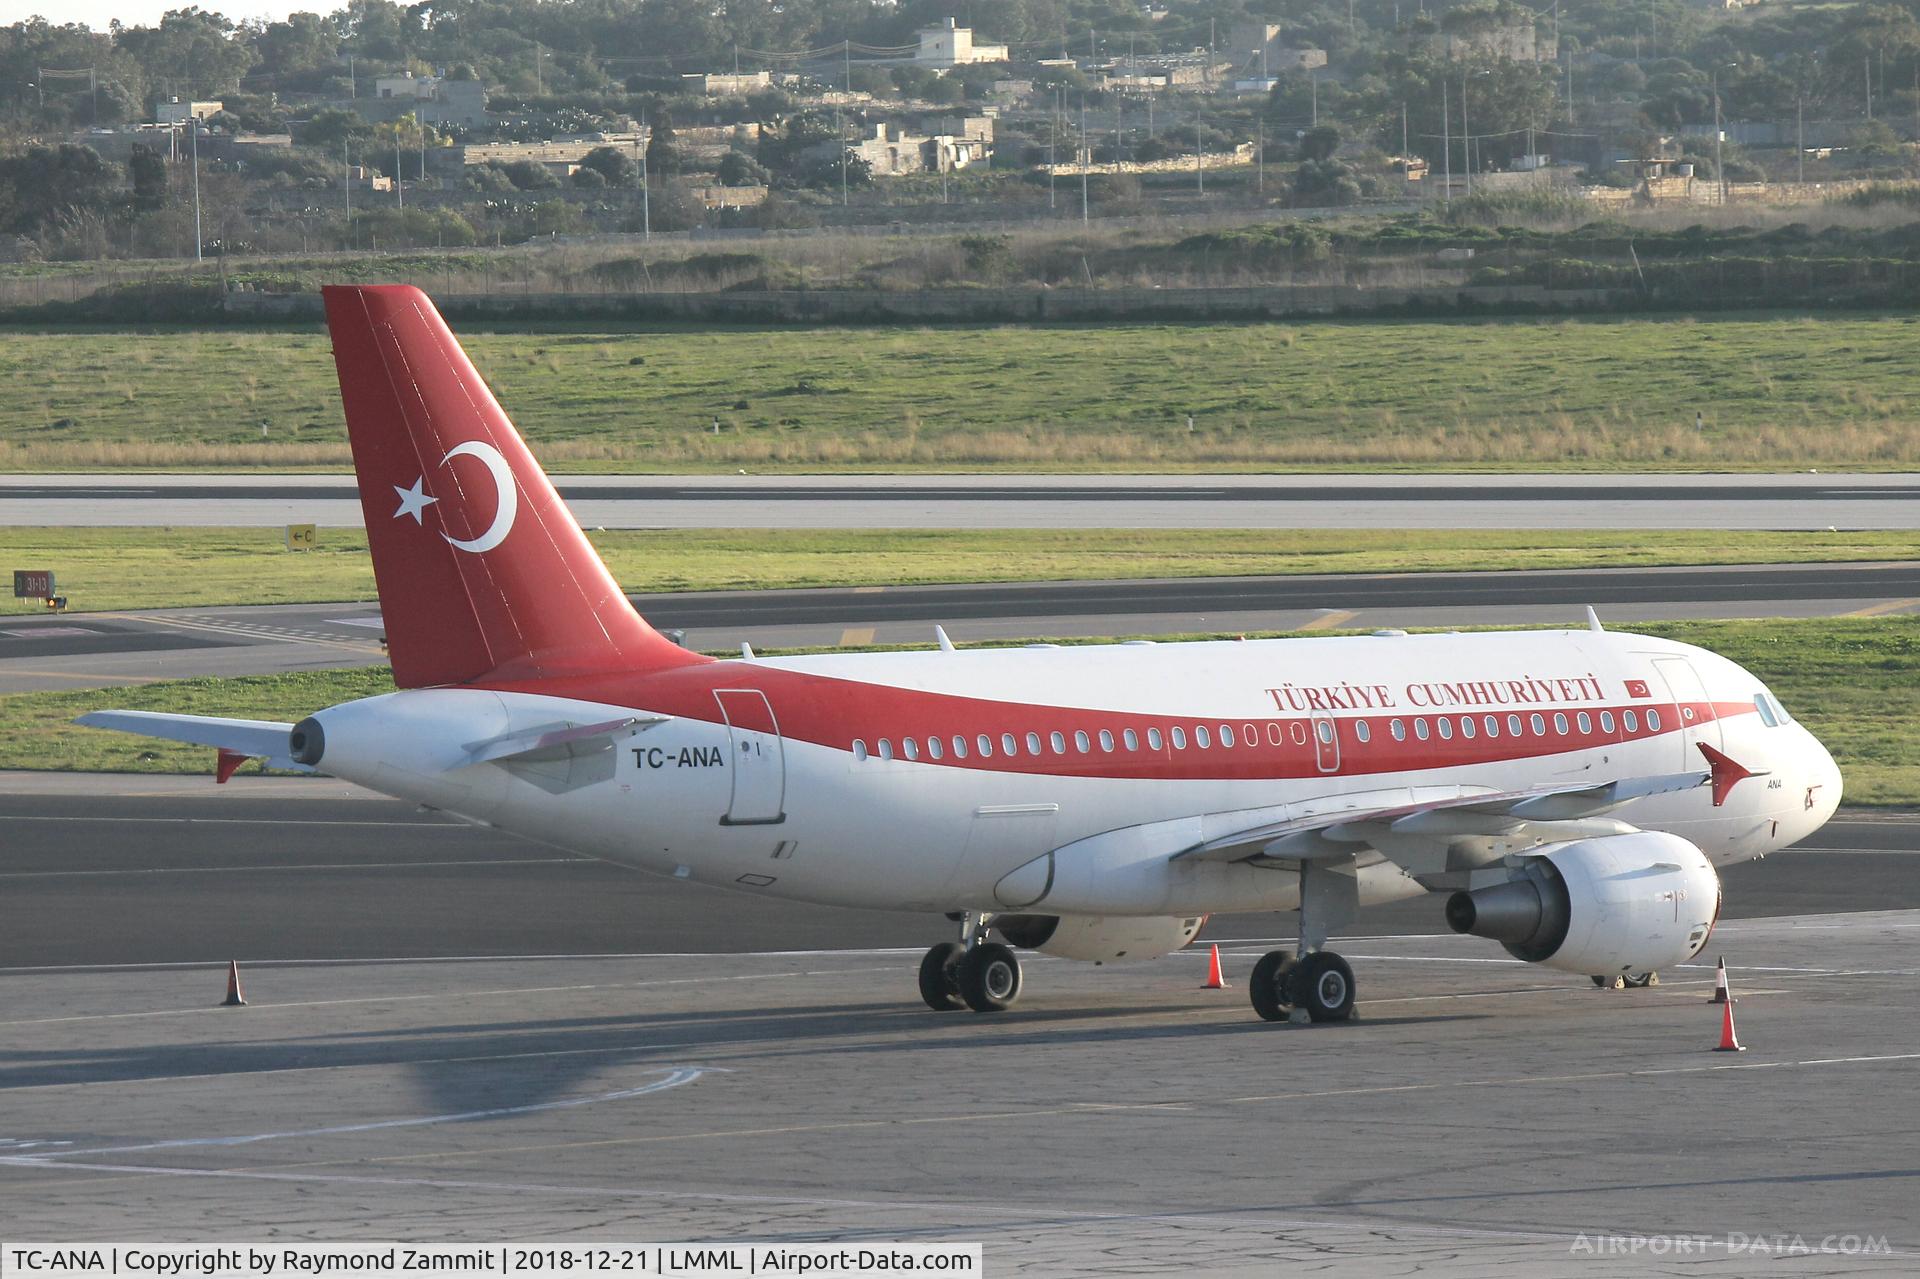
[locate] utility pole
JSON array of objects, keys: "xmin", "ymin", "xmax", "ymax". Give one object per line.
[
  {"xmin": 1797, "ymin": 94, "xmax": 1805, "ymax": 184},
  {"xmin": 1048, "ymin": 114, "xmax": 1056, "ymax": 209},
  {"xmin": 1257, "ymin": 120, "xmax": 1264, "ymax": 194},
  {"xmin": 838, "ymin": 109, "xmax": 848, "ymax": 206},
  {"xmin": 1079, "ymin": 96, "xmax": 1089, "ymax": 224},
  {"xmin": 190, "ymin": 120, "xmax": 202, "ymax": 262},
  {"xmin": 1195, "ymin": 114, "xmax": 1203, "ymax": 194},
  {"xmin": 1712, "ymin": 68, "xmax": 1725, "ymax": 205},
  {"xmin": 639, "ymin": 109, "xmax": 651, "ymax": 238},
  {"xmin": 1461, "ymin": 72, "xmax": 1471, "ymax": 194},
  {"xmin": 1310, "ymin": 71, "xmax": 1317, "ymax": 125},
  {"xmin": 1401, "ymin": 101, "xmax": 1408, "ymax": 157},
  {"xmin": 396, "ymin": 135, "xmax": 404, "ymax": 208},
  {"xmin": 1865, "ymin": 53, "xmax": 1871, "ymax": 120},
  {"xmin": 1442, "ymin": 77, "xmax": 1451, "ymax": 200},
  {"xmin": 348, "ymin": 54, "xmax": 354, "ymax": 100}
]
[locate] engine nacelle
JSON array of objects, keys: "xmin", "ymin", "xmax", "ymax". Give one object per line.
[
  {"xmin": 996, "ymin": 913, "xmax": 1205, "ymax": 963},
  {"xmin": 1445, "ymin": 831, "xmax": 1721, "ymax": 977}
]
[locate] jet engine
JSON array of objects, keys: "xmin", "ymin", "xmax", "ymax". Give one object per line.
[
  {"xmin": 996, "ymin": 913, "xmax": 1205, "ymax": 963},
  {"xmin": 1445, "ymin": 831, "xmax": 1721, "ymax": 977}
]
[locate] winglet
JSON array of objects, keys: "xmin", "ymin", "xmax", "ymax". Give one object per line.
[
  {"xmin": 215, "ymin": 749, "xmax": 250, "ymax": 784},
  {"xmin": 1698, "ymin": 742, "xmax": 1764, "ymax": 808}
]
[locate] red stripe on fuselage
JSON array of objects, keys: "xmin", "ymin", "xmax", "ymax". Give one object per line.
[{"xmin": 478, "ymin": 663, "xmax": 1759, "ymax": 783}]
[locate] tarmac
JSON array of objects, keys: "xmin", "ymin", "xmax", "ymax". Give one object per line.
[
  {"xmin": 0, "ymin": 776, "xmax": 1915, "ymax": 1274},
  {"xmin": 6, "ymin": 471, "xmax": 1920, "ymax": 529}
]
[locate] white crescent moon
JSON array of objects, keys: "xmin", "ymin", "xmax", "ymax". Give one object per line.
[{"xmin": 439, "ymin": 441, "xmax": 517, "ymax": 554}]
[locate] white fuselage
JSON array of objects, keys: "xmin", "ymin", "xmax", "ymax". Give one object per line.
[{"xmin": 306, "ymin": 628, "xmax": 1842, "ymax": 919}]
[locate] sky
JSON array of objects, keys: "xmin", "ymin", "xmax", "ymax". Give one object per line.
[{"xmin": 12, "ymin": 0, "xmax": 330, "ymax": 29}]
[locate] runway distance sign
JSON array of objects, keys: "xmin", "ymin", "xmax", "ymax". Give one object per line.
[{"xmin": 13, "ymin": 569, "xmax": 54, "ymax": 598}]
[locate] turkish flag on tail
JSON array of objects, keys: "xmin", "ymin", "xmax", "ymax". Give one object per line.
[{"xmin": 323, "ymin": 285, "xmax": 704, "ymax": 688}]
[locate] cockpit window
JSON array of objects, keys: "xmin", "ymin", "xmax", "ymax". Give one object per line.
[{"xmin": 1754, "ymin": 692, "xmax": 1793, "ymax": 727}]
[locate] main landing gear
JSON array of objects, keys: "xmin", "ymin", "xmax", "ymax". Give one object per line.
[
  {"xmin": 919, "ymin": 912, "xmax": 1023, "ymax": 1013},
  {"xmin": 1592, "ymin": 972, "xmax": 1660, "ymax": 990},
  {"xmin": 1249, "ymin": 858, "xmax": 1361, "ymax": 1024}
]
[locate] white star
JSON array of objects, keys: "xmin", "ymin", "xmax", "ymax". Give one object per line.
[{"xmin": 392, "ymin": 476, "xmax": 439, "ymax": 524}]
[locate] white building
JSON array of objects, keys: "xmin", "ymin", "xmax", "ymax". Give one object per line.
[
  {"xmin": 916, "ymin": 18, "xmax": 1010, "ymax": 67},
  {"xmin": 155, "ymin": 99, "xmax": 222, "ymax": 124}
]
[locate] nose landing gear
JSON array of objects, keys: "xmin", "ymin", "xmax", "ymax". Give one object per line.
[{"xmin": 919, "ymin": 912, "xmax": 1024, "ymax": 1013}]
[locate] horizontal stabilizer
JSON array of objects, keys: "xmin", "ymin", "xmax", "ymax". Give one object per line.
[{"xmin": 75, "ymin": 711, "xmax": 309, "ymax": 772}]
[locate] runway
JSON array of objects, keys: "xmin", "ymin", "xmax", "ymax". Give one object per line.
[
  {"xmin": 0, "ymin": 776, "xmax": 1914, "ymax": 1271},
  {"xmin": 7, "ymin": 471, "xmax": 1920, "ymax": 529},
  {"xmin": 4, "ymin": 560, "xmax": 1916, "ymax": 691}
]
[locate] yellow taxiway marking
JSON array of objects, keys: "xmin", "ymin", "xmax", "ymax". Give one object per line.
[
  {"xmin": 839, "ymin": 627, "xmax": 877, "ymax": 646},
  {"xmin": 1300, "ymin": 610, "xmax": 1358, "ymax": 631},
  {"xmin": 852, "ymin": 586, "xmax": 885, "ymax": 594},
  {"xmin": 1841, "ymin": 598, "xmax": 1920, "ymax": 618}
]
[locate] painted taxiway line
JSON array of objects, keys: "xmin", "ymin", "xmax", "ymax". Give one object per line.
[{"xmin": 0, "ymin": 857, "xmax": 592, "ymax": 880}]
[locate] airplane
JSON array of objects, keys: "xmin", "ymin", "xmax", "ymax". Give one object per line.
[{"xmin": 80, "ymin": 284, "xmax": 1844, "ymax": 1024}]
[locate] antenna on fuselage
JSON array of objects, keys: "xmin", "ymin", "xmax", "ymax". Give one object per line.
[
  {"xmin": 934, "ymin": 625, "xmax": 957, "ymax": 652},
  {"xmin": 740, "ymin": 641, "xmax": 755, "ymax": 658},
  {"xmin": 1585, "ymin": 606, "xmax": 1604, "ymax": 633}
]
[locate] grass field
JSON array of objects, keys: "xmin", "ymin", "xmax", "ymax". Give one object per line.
[
  {"xmin": 5, "ymin": 527, "xmax": 1919, "ymax": 613},
  {"xmin": 6, "ymin": 313, "xmax": 1920, "ymax": 470},
  {"xmin": 10, "ymin": 617, "xmax": 1915, "ymax": 805}
]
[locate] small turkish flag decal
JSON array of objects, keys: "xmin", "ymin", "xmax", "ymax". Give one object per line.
[{"xmin": 1625, "ymin": 679, "xmax": 1652, "ymax": 698}]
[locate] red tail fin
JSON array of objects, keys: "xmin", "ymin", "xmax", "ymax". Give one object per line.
[{"xmin": 323, "ymin": 285, "xmax": 705, "ymax": 688}]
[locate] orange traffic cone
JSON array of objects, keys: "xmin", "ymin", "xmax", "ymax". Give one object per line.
[
  {"xmin": 1713, "ymin": 995, "xmax": 1745, "ymax": 1052},
  {"xmin": 221, "ymin": 960, "xmax": 247, "ymax": 1008},
  {"xmin": 1202, "ymin": 944, "xmax": 1226, "ymax": 990},
  {"xmin": 1709, "ymin": 956, "xmax": 1731, "ymax": 1005}
]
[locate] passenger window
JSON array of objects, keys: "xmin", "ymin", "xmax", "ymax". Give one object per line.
[
  {"xmin": 1195, "ymin": 725, "xmax": 1211, "ymax": 749},
  {"xmin": 879, "ymin": 739, "xmax": 894, "ymax": 760},
  {"xmin": 1577, "ymin": 712, "xmax": 1592, "ymax": 734},
  {"xmin": 1484, "ymin": 714, "xmax": 1499, "ymax": 737},
  {"xmin": 1147, "ymin": 727, "xmax": 1163, "ymax": 750},
  {"xmin": 1600, "ymin": 711, "xmax": 1615, "ymax": 733},
  {"xmin": 1316, "ymin": 720, "xmax": 1334, "ymax": 744},
  {"xmin": 1437, "ymin": 717, "xmax": 1453, "ymax": 740},
  {"xmin": 1266, "ymin": 722, "xmax": 1284, "ymax": 746},
  {"xmin": 1003, "ymin": 733, "xmax": 1018, "ymax": 755},
  {"xmin": 1244, "ymin": 722, "xmax": 1259, "ymax": 745},
  {"xmin": 1049, "ymin": 731, "xmax": 1066, "ymax": 754},
  {"xmin": 1219, "ymin": 724, "xmax": 1235, "ymax": 747},
  {"xmin": 927, "ymin": 737, "xmax": 943, "ymax": 760},
  {"xmin": 1124, "ymin": 728, "xmax": 1139, "ymax": 750},
  {"xmin": 1414, "ymin": 718, "xmax": 1429, "ymax": 740},
  {"xmin": 978, "ymin": 734, "xmax": 993, "ymax": 757},
  {"xmin": 903, "ymin": 738, "xmax": 919, "ymax": 761},
  {"xmin": 1461, "ymin": 716, "xmax": 1476, "ymax": 739},
  {"xmin": 1753, "ymin": 695, "xmax": 1778, "ymax": 728},
  {"xmin": 1074, "ymin": 730, "xmax": 1090, "ymax": 753},
  {"xmin": 952, "ymin": 735, "xmax": 968, "ymax": 759},
  {"xmin": 1647, "ymin": 709, "xmax": 1662, "ymax": 731},
  {"xmin": 1355, "ymin": 719, "xmax": 1371, "ymax": 743},
  {"xmin": 853, "ymin": 739, "xmax": 868, "ymax": 761},
  {"xmin": 1530, "ymin": 714, "xmax": 1546, "ymax": 736},
  {"xmin": 1391, "ymin": 718, "xmax": 1406, "ymax": 741},
  {"xmin": 1171, "ymin": 726, "xmax": 1187, "ymax": 750},
  {"xmin": 1025, "ymin": 732, "xmax": 1042, "ymax": 756},
  {"xmin": 1623, "ymin": 710, "xmax": 1639, "ymax": 732},
  {"xmin": 1553, "ymin": 713, "xmax": 1568, "ymax": 735},
  {"xmin": 1099, "ymin": 729, "xmax": 1115, "ymax": 751},
  {"xmin": 1507, "ymin": 714, "xmax": 1523, "ymax": 736}
]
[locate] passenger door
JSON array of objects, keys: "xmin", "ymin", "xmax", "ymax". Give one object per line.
[
  {"xmin": 713, "ymin": 689, "xmax": 785, "ymax": 825},
  {"xmin": 1651, "ymin": 656, "xmax": 1723, "ymax": 768}
]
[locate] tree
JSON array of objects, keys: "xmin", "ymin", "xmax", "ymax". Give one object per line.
[
  {"xmin": 128, "ymin": 144, "xmax": 167, "ymax": 212},
  {"xmin": 1299, "ymin": 124, "xmax": 1341, "ymax": 162},
  {"xmin": 646, "ymin": 112, "xmax": 684, "ymax": 176},
  {"xmin": 295, "ymin": 107, "xmax": 373, "ymax": 152},
  {"xmin": 578, "ymin": 144, "xmax": 639, "ymax": 185},
  {"xmin": 570, "ymin": 165, "xmax": 607, "ymax": 187},
  {"xmin": 502, "ymin": 159, "xmax": 559, "ymax": 190},
  {"xmin": 0, "ymin": 144, "xmax": 121, "ymax": 238},
  {"xmin": 717, "ymin": 150, "xmax": 769, "ymax": 186}
]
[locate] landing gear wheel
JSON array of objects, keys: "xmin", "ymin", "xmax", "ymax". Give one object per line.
[
  {"xmin": 918, "ymin": 941, "xmax": 965, "ymax": 1011},
  {"xmin": 1285, "ymin": 951, "xmax": 1356, "ymax": 1023},
  {"xmin": 1593, "ymin": 974, "xmax": 1627, "ymax": 990},
  {"xmin": 1626, "ymin": 971, "xmax": 1659, "ymax": 989},
  {"xmin": 1249, "ymin": 949, "xmax": 1297, "ymax": 1023},
  {"xmin": 957, "ymin": 941, "xmax": 1023, "ymax": 1013}
]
